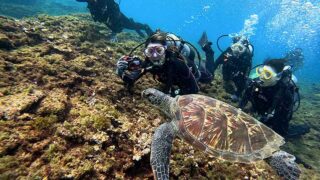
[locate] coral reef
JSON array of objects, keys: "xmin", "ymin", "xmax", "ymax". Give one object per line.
[{"xmin": 0, "ymin": 14, "xmax": 319, "ymax": 179}]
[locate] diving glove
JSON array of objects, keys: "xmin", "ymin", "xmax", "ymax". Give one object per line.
[
  {"xmin": 260, "ymin": 113, "xmax": 274, "ymax": 123},
  {"xmin": 202, "ymin": 42, "xmax": 213, "ymax": 53}
]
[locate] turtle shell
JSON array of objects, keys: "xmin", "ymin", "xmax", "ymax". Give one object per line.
[{"xmin": 173, "ymin": 94, "xmax": 285, "ymax": 163}]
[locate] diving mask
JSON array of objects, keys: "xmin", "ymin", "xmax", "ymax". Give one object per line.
[
  {"xmin": 144, "ymin": 43, "xmax": 167, "ymax": 66},
  {"xmin": 144, "ymin": 45, "xmax": 166, "ymax": 58},
  {"xmin": 256, "ymin": 66, "xmax": 280, "ymax": 87},
  {"xmin": 231, "ymin": 42, "xmax": 246, "ymax": 57}
]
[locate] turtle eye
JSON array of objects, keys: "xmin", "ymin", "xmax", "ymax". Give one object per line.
[{"xmin": 143, "ymin": 91, "xmax": 150, "ymax": 97}]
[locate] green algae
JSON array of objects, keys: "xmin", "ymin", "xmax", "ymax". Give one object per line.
[
  {"xmin": 0, "ymin": 132, "xmax": 10, "ymax": 141},
  {"xmin": 33, "ymin": 114, "xmax": 58, "ymax": 130},
  {"xmin": 0, "ymin": 156, "xmax": 19, "ymax": 179},
  {"xmin": 43, "ymin": 143, "xmax": 58, "ymax": 161}
]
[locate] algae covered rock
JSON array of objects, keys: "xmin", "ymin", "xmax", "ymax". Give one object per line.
[
  {"xmin": 32, "ymin": 114, "xmax": 59, "ymax": 130},
  {"xmin": 0, "ymin": 33, "xmax": 14, "ymax": 50},
  {"xmin": 36, "ymin": 89, "xmax": 68, "ymax": 118},
  {"xmin": 0, "ymin": 13, "xmax": 318, "ymax": 179},
  {"xmin": 0, "ymin": 89, "xmax": 45, "ymax": 120}
]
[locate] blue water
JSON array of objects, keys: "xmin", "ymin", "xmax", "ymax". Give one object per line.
[{"xmin": 120, "ymin": 0, "xmax": 320, "ymax": 83}]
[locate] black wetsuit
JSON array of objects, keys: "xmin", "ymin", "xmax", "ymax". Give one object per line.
[
  {"xmin": 76, "ymin": 0, "xmax": 153, "ymax": 36},
  {"xmin": 200, "ymin": 43, "xmax": 215, "ymax": 83},
  {"xmin": 239, "ymin": 76, "xmax": 296, "ymax": 136},
  {"xmin": 183, "ymin": 48, "xmax": 213, "ymax": 83},
  {"xmin": 118, "ymin": 57, "xmax": 199, "ymax": 96},
  {"xmin": 212, "ymin": 47, "xmax": 252, "ymax": 97}
]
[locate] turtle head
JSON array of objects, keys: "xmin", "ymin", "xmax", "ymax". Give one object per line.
[
  {"xmin": 142, "ymin": 88, "xmax": 167, "ymax": 106},
  {"xmin": 142, "ymin": 88, "xmax": 174, "ymax": 115}
]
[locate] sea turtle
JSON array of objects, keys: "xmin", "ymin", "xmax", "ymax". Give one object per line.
[{"xmin": 141, "ymin": 88, "xmax": 301, "ymax": 180}]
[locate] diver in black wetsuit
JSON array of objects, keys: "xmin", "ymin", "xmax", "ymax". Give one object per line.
[
  {"xmin": 116, "ymin": 32, "xmax": 213, "ymax": 96},
  {"xmin": 209, "ymin": 36, "xmax": 253, "ymax": 101},
  {"xmin": 239, "ymin": 59, "xmax": 310, "ymax": 138},
  {"xmin": 76, "ymin": 0, "xmax": 153, "ymax": 37}
]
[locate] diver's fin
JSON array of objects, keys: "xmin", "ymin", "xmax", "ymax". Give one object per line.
[{"xmin": 198, "ymin": 31, "xmax": 208, "ymax": 48}]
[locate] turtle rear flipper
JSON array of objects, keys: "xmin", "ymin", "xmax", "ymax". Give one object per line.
[
  {"xmin": 266, "ymin": 150, "xmax": 301, "ymax": 180},
  {"xmin": 151, "ymin": 122, "xmax": 176, "ymax": 180}
]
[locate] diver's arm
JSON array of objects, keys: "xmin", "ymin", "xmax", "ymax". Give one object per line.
[
  {"xmin": 212, "ymin": 55, "xmax": 223, "ymax": 74},
  {"xmin": 202, "ymin": 43, "xmax": 215, "ymax": 75},
  {"xmin": 181, "ymin": 76, "xmax": 199, "ymax": 95},
  {"xmin": 267, "ymin": 67, "xmax": 294, "ymax": 114},
  {"xmin": 176, "ymin": 59, "xmax": 199, "ymax": 95},
  {"xmin": 239, "ymin": 83, "xmax": 252, "ymax": 109},
  {"xmin": 274, "ymin": 81, "xmax": 295, "ymax": 117},
  {"xmin": 163, "ymin": 65, "xmax": 174, "ymax": 94},
  {"xmin": 267, "ymin": 87, "xmax": 285, "ymax": 115},
  {"xmin": 180, "ymin": 65, "xmax": 199, "ymax": 95},
  {"xmin": 244, "ymin": 56, "xmax": 253, "ymax": 77},
  {"xmin": 213, "ymin": 48, "xmax": 231, "ymax": 73}
]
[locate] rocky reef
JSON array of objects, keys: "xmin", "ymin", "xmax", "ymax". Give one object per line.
[
  {"xmin": 0, "ymin": 0, "xmax": 86, "ymax": 19},
  {"xmin": 0, "ymin": 14, "xmax": 319, "ymax": 179},
  {"xmin": 282, "ymin": 82, "xmax": 320, "ymax": 175}
]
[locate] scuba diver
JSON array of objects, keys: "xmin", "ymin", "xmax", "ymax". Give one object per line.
[
  {"xmin": 76, "ymin": 0, "xmax": 153, "ymax": 38},
  {"xmin": 239, "ymin": 59, "xmax": 310, "ymax": 138},
  {"xmin": 116, "ymin": 31, "xmax": 214, "ymax": 96},
  {"xmin": 210, "ymin": 35, "xmax": 254, "ymax": 101},
  {"xmin": 284, "ymin": 48, "xmax": 304, "ymax": 72}
]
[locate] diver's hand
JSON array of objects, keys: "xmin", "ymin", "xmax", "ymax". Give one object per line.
[
  {"xmin": 168, "ymin": 88, "xmax": 180, "ymax": 97},
  {"xmin": 174, "ymin": 89, "xmax": 180, "ymax": 96},
  {"xmin": 224, "ymin": 52, "xmax": 232, "ymax": 60},
  {"xmin": 116, "ymin": 56, "xmax": 130, "ymax": 76},
  {"xmin": 282, "ymin": 65, "xmax": 292, "ymax": 76},
  {"xmin": 117, "ymin": 57, "xmax": 129, "ymax": 69},
  {"xmin": 117, "ymin": 61, "xmax": 128, "ymax": 69},
  {"xmin": 283, "ymin": 65, "xmax": 291, "ymax": 71},
  {"xmin": 202, "ymin": 42, "xmax": 213, "ymax": 53},
  {"xmin": 260, "ymin": 113, "xmax": 274, "ymax": 123}
]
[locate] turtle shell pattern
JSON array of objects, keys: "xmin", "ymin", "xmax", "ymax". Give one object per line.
[{"xmin": 173, "ymin": 94, "xmax": 285, "ymax": 163}]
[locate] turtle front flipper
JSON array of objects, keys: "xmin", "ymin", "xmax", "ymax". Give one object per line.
[
  {"xmin": 151, "ymin": 122, "xmax": 176, "ymax": 180},
  {"xmin": 266, "ymin": 150, "xmax": 301, "ymax": 180}
]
